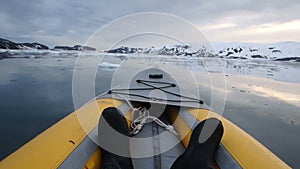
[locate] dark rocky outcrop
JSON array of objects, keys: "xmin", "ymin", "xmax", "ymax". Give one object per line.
[
  {"xmin": 107, "ymin": 46, "xmax": 143, "ymax": 54},
  {"xmin": 73, "ymin": 45, "xmax": 96, "ymax": 51},
  {"xmin": 1, "ymin": 37, "xmax": 97, "ymax": 51},
  {"xmin": 251, "ymin": 55, "xmax": 266, "ymax": 59},
  {"xmin": 0, "ymin": 38, "xmax": 49, "ymax": 50},
  {"xmin": 272, "ymin": 49, "xmax": 281, "ymax": 53},
  {"xmin": 274, "ymin": 57, "xmax": 300, "ymax": 62},
  {"xmin": 54, "ymin": 45, "xmax": 96, "ymax": 51},
  {"xmin": 250, "ymin": 48, "xmax": 258, "ymax": 52},
  {"xmin": 233, "ymin": 47, "xmax": 243, "ymax": 53},
  {"xmin": 0, "ymin": 38, "xmax": 24, "ymax": 49},
  {"xmin": 226, "ymin": 51, "xmax": 234, "ymax": 56},
  {"xmin": 21, "ymin": 43, "xmax": 49, "ymax": 50}
]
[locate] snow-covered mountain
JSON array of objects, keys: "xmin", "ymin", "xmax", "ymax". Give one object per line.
[
  {"xmin": 107, "ymin": 42, "xmax": 300, "ymax": 61},
  {"xmin": 1, "ymin": 36, "xmax": 299, "ymax": 62},
  {"xmin": 213, "ymin": 42, "xmax": 300, "ymax": 61},
  {"xmin": 107, "ymin": 45, "xmax": 211, "ymax": 57}
]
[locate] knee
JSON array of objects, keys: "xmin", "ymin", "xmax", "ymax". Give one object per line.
[{"xmin": 102, "ymin": 107, "xmax": 121, "ymax": 119}]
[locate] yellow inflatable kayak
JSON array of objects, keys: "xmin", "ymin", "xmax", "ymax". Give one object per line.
[{"xmin": 0, "ymin": 68, "xmax": 291, "ymax": 169}]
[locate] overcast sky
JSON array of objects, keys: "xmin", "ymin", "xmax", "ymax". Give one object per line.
[{"xmin": 1, "ymin": 0, "xmax": 300, "ymax": 48}]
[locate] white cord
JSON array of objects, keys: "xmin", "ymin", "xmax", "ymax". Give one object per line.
[
  {"xmin": 129, "ymin": 106, "xmax": 178, "ymax": 136},
  {"xmin": 96, "ymin": 90, "xmax": 178, "ymax": 136}
]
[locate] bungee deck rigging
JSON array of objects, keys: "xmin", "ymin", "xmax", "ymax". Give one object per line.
[{"xmin": 108, "ymin": 79, "xmax": 204, "ymax": 104}]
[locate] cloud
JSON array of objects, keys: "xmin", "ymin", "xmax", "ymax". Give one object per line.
[
  {"xmin": 0, "ymin": 0, "xmax": 299, "ymax": 47},
  {"xmin": 86, "ymin": 12, "xmax": 212, "ymax": 50},
  {"xmin": 200, "ymin": 19, "xmax": 300, "ymax": 43},
  {"xmin": 201, "ymin": 23, "xmax": 237, "ymax": 30},
  {"xmin": 253, "ymin": 20, "xmax": 300, "ymax": 33}
]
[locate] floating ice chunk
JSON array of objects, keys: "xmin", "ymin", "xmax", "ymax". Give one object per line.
[{"xmin": 98, "ymin": 62, "xmax": 120, "ymax": 69}]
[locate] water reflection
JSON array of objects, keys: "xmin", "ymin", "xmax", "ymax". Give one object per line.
[
  {"xmin": 0, "ymin": 54, "xmax": 299, "ymax": 167},
  {"xmin": 252, "ymin": 86, "xmax": 300, "ymax": 107}
]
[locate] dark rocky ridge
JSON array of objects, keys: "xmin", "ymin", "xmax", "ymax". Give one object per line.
[
  {"xmin": 107, "ymin": 46, "xmax": 144, "ymax": 54},
  {"xmin": 274, "ymin": 57, "xmax": 300, "ymax": 62},
  {"xmin": 21, "ymin": 43, "xmax": 49, "ymax": 50},
  {"xmin": 0, "ymin": 38, "xmax": 24, "ymax": 49},
  {"xmin": 0, "ymin": 38, "xmax": 49, "ymax": 50},
  {"xmin": 54, "ymin": 45, "xmax": 96, "ymax": 51},
  {"xmin": 0, "ymin": 37, "xmax": 96, "ymax": 51},
  {"xmin": 251, "ymin": 55, "xmax": 267, "ymax": 59}
]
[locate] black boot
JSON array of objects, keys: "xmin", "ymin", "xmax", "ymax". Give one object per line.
[
  {"xmin": 171, "ymin": 118, "xmax": 224, "ymax": 169},
  {"xmin": 98, "ymin": 107, "xmax": 133, "ymax": 169}
]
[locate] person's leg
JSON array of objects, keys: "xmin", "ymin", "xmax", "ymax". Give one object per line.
[
  {"xmin": 98, "ymin": 107, "xmax": 133, "ymax": 169},
  {"xmin": 171, "ymin": 118, "xmax": 224, "ymax": 169}
]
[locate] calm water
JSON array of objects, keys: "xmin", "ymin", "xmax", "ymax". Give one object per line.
[
  {"xmin": 0, "ymin": 54, "xmax": 299, "ymax": 168},
  {"xmin": 0, "ymin": 56, "xmax": 113, "ymax": 160}
]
